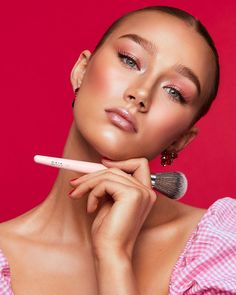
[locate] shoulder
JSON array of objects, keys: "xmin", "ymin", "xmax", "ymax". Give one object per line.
[{"xmin": 169, "ymin": 197, "xmax": 236, "ymax": 294}]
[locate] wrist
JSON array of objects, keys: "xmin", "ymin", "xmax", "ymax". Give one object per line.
[
  {"xmin": 94, "ymin": 248, "xmax": 131, "ymax": 264},
  {"xmin": 94, "ymin": 247, "xmax": 140, "ymax": 295}
]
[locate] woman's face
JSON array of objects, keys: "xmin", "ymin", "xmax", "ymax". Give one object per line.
[{"xmin": 72, "ymin": 11, "xmax": 215, "ymax": 160}]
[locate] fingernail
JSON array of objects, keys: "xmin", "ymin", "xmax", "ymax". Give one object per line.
[
  {"xmin": 68, "ymin": 188, "xmax": 76, "ymax": 196},
  {"xmin": 70, "ymin": 178, "xmax": 77, "ymax": 182}
]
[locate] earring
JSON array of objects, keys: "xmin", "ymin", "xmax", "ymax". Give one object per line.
[
  {"xmin": 72, "ymin": 87, "xmax": 80, "ymax": 108},
  {"xmin": 161, "ymin": 150, "xmax": 178, "ymax": 166}
]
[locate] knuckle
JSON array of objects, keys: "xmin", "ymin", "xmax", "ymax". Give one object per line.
[
  {"xmin": 130, "ymin": 187, "xmax": 143, "ymax": 198},
  {"xmin": 131, "ymin": 187, "xmax": 149, "ymax": 201}
]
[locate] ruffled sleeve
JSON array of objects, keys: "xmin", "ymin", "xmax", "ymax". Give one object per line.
[
  {"xmin": 169, "ymin": 197, "xmax": 236, "ymax": 294},
  {"xmin": 0, "ymin": 249, "xmax": 13, "ymax": 295}
]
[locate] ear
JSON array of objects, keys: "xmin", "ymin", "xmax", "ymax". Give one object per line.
[
  {"xmin": 70, "ymin": 50, "xmax": 92, "ymax": 91},
  {"xmin": 168, "ymin": 126, "xmax": 199, "ymax": 153}
]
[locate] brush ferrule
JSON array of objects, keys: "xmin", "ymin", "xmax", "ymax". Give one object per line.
[{"xmin": 151, "ymin": 174, "xmax": 157, "ymax": 186}]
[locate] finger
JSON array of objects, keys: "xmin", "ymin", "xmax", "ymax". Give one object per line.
[
  {"xmin": 86, "ymin": 180, "xmax": 149, "ymax": 216},
  {"xmin": 87, "ymin": 182, "xmax": 156, "ymax": 218},
  {"xmin": 69, "ymin": 172, "xmax": 143, "ymax": 199},
  {"xmin": 101, "ymin": 158, "xmax": 152, "ymax": 187},
  {"xmin": 91, "ymin": 201, "xmax": 112, "ymax": 235},
  {"xmin": 70, "ymin": 168, "xmax": 121, "ymax": 184},
  {"xmin": 70, "ymin": 167, "xmax": 142, "ymax": 189},
  {"xmin": 87, "ymin": 184, "xmax": 114, "ymax": 213}
]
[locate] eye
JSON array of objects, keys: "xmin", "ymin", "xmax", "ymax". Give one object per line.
[
  {"xmin": 118, "ymin": 51, "xmax": 140, "ymax": 70},
  {"xmin": 163, "ymin": 86, "xmax": 186, "ymax": 104}
]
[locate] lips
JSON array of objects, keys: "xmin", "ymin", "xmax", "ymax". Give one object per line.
[{"xmin": 105, "ymin": 107, "xmax": 137, "ymax": 133}]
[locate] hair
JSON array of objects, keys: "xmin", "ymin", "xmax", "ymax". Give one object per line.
[{"xmin": 91, "ymin": 6, "xmax": 220, "ymax": 124}]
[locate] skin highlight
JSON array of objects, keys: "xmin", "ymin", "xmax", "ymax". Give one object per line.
[
  {"xmin": 92, "ymin": 7, "xmax": 220, "ymax": 123},
  {"xmin": 0, "ymin": 10, "xmax": 217, "ymax": 295},
  {"xmin": 72, "ymin": 11, "xmax": 215, "ymax": 160}
]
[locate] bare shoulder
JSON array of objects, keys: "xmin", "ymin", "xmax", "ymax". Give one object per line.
[
  {"xmin": 133, "ymin": 198, "xmax": 207, "ymax": 294},
  {"xmin": 0, "ymin": 213, "xmax": 25, "ymax": 237},
  {"xmin": 175, "ymin": 199, "xmax": 207, "ymax": 224},
  {"xmin": 0, "ymin": 216, "xmax": 21, "ymax": 252},
  {"xmin": 164, "ymin": 198, "xmax": 207, "ymax": 240},
  {"xmin": 142, "ymin": 194, "xmax": 207, "ymax": 232},
  {"xmin": 0, "ymin": 208, "xmax": 37, "ymax": 255},
  {"xmin": 0, "ymin": 204, "xmax": 39, "ymax": 235}
]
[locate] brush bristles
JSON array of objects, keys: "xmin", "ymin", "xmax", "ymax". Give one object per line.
[{"xmin": 151, "ymin": 172, "xmax": 188, "ymax": 199}]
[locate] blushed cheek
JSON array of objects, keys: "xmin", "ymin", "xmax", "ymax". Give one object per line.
[
  {"xmin": 148, "ymin": 106, "xmax": 193, "ymax": 144},
  {"xmin": 84, "ymin": 54, "xmax": 122, "ymax": 100},
  {"xmin": 85, "ymin": 57, "xmax": 109, "ymax": 94},
  {"xmin": 85, "ymin": 55, "xmax": 128, "ymax": 100}
]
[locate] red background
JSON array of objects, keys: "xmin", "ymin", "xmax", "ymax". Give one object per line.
[{"xmin": 0, "ymin": 0, "xmax": 235, "ymax": 221}]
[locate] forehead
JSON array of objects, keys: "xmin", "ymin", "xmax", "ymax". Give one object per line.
[
  {"xmin": 105, "ymin": 11, "xmax": 215, "ymax": 99},
  {"xmin": 111, "ymin": 11, "xmax": 210, "ymax": 56}
]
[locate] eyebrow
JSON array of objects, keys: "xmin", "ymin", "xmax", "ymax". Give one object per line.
[
  {"xmin": 174, "ymin": 65, "xmax": 201, "ymax": 95},
  {"xmin": 118, "ymin": 33, "xmax": 158, "ymax": 56},
  {"xmin": 118, "ymin": 33, "xmax": 201, "ymax": 95}
]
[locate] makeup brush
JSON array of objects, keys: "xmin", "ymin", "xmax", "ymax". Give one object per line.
[
  {"xmin": 34, "ymin": 155, "xmax": 188, "ymax": 200},
  {"xmin": 151, "ymin": 172, "xmax": 187, "ymax": 199}
]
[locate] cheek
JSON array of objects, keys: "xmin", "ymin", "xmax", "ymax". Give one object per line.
[
  {"xmin": 146, "ymin": 100, "xmax": 194, "ymax": 146},
  {"xmin": 85, "ymin": 56, "xmax": 111, "ymax": 94},
  {"xmin": 84, "ymin": 53, "xmax": 128, "ymax": 99}
]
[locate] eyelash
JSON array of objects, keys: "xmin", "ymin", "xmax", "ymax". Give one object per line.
[
  {"xmin": 163, "ymin": 86, "xmax": 187, "ymax": 104},
  {"xmin": 117, "ymin": 50, "xmax": 140, "ymax": 70},
  {"xmin": 117, "ymin": 51, "xmax": 187, "ymax": 104}
]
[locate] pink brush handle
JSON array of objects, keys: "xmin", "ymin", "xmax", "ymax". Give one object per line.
[
  {"xmin": 34, "ymin": 155, "xmax": 187, "ymax": 200},
  {"xmin": 34, "ymin": 155, "xmax": 106, "ymax": 173}
]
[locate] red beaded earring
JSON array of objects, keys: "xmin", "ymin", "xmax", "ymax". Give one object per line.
[
  {"xmin": 161, "ymin": 150, "xmax": 178, "ymax": 166},
  {"xmin": 72, "ymin": 87, "xmax": 80, "ymax": 108}
]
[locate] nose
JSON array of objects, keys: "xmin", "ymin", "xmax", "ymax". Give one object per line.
[{"xmin": 124, "ymin": 86, "xmax": 150, "ymax": 112}]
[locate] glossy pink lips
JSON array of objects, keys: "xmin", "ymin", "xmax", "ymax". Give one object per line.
[{"xmin": 105, "ymin": 107, "xmax": 137, "ymax": 133}]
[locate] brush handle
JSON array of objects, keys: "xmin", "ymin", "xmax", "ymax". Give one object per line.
[
  {"xmin": 34, "ymin": 155, "xmax": 105, "ymax": 173},
  {"xmin": 33, "ymin": 155, "xmax": 184, "ymax": 199},
  {"xmin": 34, "ymin": 154, "xmax": 159, "ymax": 179}
]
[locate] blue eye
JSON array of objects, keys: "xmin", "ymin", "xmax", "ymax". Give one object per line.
[
  {"xmin": 118, "ymin": 52, "xmax": 139, "ymax": 70},
  {"xmin": 164, "ymin": 86, "xmax": 186, "ymax": 104}
]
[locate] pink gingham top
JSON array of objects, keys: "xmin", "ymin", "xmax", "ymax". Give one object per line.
[{"xmin": 0, "ymin": 197, "xmax": 236, "ymax": 295}]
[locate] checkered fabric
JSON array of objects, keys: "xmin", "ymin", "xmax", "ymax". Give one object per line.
[
  {"xmin": 0, "ymin": 198, "xmax": 235, "ymax": 294},
  {"xmin": 0, "ymin": 248, "xmax": 12, "ymax": 295},
  {"xmin": 169, "ymin": 197, "xmax": 236, "ymax": 294}
]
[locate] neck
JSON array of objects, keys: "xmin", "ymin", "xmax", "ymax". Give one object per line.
[
  {"xmin": 13, "ymin": 121, "xmax": 103, "ymax": 246},
  {"xmin": 14, "ymin": 121, "xmax": 178, "ymax": 246}
]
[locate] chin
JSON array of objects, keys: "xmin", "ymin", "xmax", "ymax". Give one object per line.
[
  {"xmin": 88, "ymin": 132, "xmax": 134, "ymax": 161},
  {"xmin": 75, "ymin": 115, "xmax": 161, "ymax": 161},
  {"xmin": 76, "ymin": 121, "xmax": 135, "ymax": 159}
]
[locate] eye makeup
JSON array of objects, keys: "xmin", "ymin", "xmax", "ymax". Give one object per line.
[
  {"xmin": 114, "ymin": 38, "xmax": 147, "ymax": 69},
  {"xmin": 117, "ymin": 49, "xmax": 141, "ymax": 70},
  {"xmin": 114, "ymin": 39, "xmax": 198, "ymax": 104},
  {"xmin": 163, "ymin": 85, "xmax": 187, "ymax": 104},
  {"xmin": 162, "ymin": 78, "xmax": 197, "ymax": 104}
]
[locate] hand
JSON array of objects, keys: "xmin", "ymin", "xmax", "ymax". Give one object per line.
[{"xmin": 69, "ymin": 158, "xmax": 157, "ymax": 260}]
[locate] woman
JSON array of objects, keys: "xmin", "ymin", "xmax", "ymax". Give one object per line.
[{"xmin": 0, "ymin": 5, "xmax": 235, "ymax": 295}]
